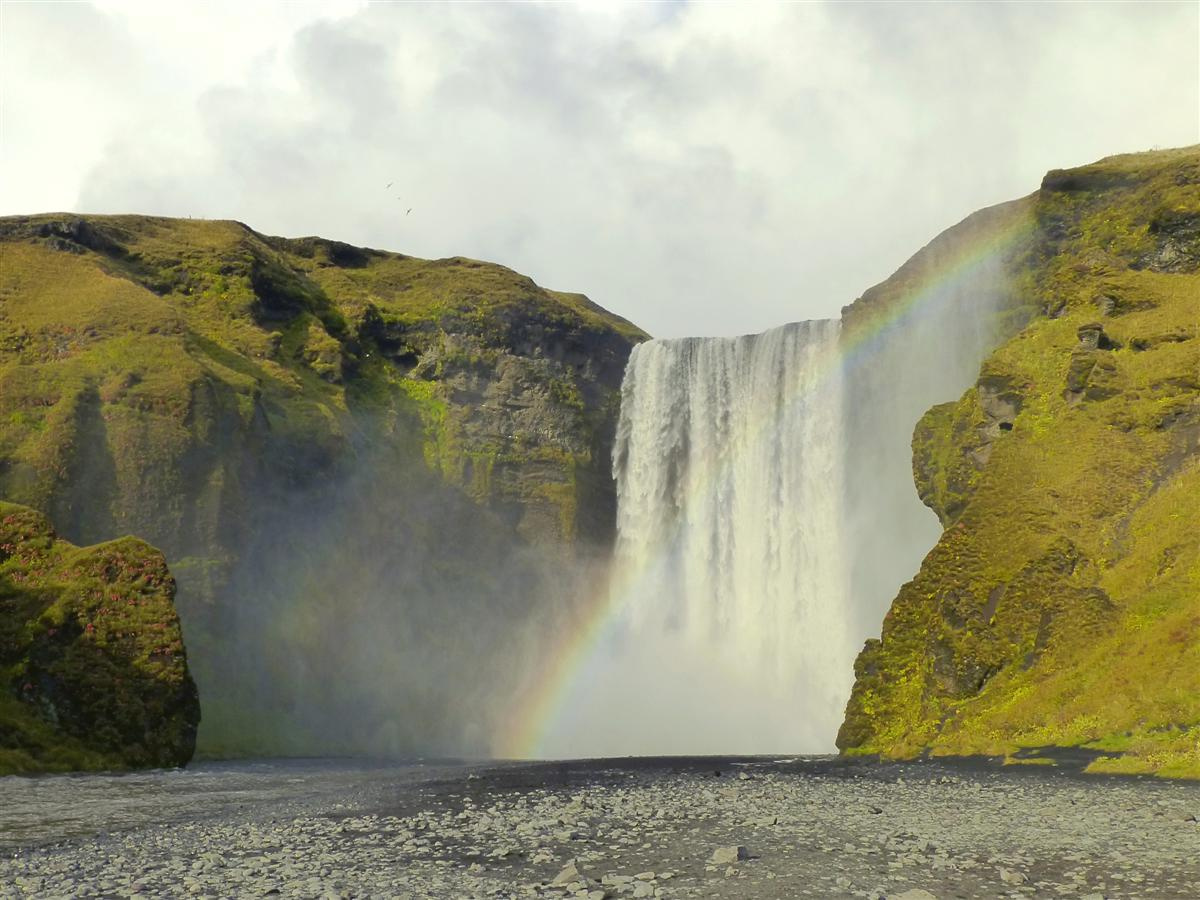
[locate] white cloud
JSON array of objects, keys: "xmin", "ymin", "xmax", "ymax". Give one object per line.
[{"xmin": 2, "ymin": 0, "xmax": 1196, "ymax": 337}]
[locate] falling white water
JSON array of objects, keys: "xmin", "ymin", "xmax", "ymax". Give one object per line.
[{"xmin": 539, "ymin": 320, "xmax": 853, "ymax": 756}]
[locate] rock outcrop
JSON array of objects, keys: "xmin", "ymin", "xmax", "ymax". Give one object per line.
[
  {"xmin": 838, "ymin": 145, "xmax": 1200, "ymax": 777},
  {"xmin": 0, "ymin": 502, "xmax": 199, "ymax": 774},
  {"xmin": 0, "ymin": 215, "xmax": 647, "ymax": 757}
]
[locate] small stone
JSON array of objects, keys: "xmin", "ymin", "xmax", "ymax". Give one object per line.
[
  {"xmin": 602, "ymin": 874, "xmax": 633, "ymax": 886},
  {"xmin": 708, "ymin": 846, "xmax": 751, "ymax": 865},
  {"xmin": 1000, "ymin": 868, "xmax": 1028, "ymax": 885},
  {"xmin": 552, "ymin": 861, "xmax": 584, "ymax": 886}
]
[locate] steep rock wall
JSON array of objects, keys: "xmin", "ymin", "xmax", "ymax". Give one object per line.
[
  {"xmin": 838, "ymin": 146, "xmax": 1200, "ymax": 777},
  {"xmin": 839, "ymin": 191, "xmax": 1039, "ymax": 645},
  {"xmin": 0, "ymin": 215, "xmax": 646, "ymax": 756}
]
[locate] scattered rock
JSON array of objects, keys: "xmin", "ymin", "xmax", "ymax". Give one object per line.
[
  {"xmin": 1, "ymin": 758, "xmax": 1195, "ymax": 898},
  {"xmin": 999, "ymin": 867, "xmax": 1028, "ymax": 885},
  {"xmin": 552, "ymin": 860, "xmax": 584, "ymax": 886},
  {"xmin": 708, "ymin": 846, "xmax": 751, "ymax": 865}
]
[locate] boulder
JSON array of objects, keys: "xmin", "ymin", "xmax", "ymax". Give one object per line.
[{"xmin": 0, "ymin": 503, "xmax": 199, "ymax": 773}]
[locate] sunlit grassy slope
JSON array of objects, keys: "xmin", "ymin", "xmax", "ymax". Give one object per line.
[
  {"xmin": 839, "ymin": 146, "xmax": 1200, "ymax": 777},
  {"xmin": 0, "ymin": 215, "xmax": 646, "ymax": 760},
  {"xmin": 0, "ymin": 215, "xmax": 644, "ymax": 550}
]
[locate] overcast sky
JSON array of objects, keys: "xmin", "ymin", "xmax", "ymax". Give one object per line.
[{"xmin": 2, "ymin": 1, "xmax": 1197, "ymax": 337}]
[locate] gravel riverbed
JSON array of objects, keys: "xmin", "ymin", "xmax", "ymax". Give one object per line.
[{"xmin": 2, "ymin": 755, "xmax": 1198, "ymax": 899}]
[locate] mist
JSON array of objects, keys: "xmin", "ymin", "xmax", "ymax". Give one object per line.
[
  {"xmin": 533, "ymin": 201, "xmax": 1029, "ymax": 758},
  {"xmin": 162, "ymin": 412, "xmax": 604, "ymax": 760}
]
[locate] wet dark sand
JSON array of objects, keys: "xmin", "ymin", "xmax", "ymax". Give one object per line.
[{"xmin": 2, "ymin": 755, "xmax": 1198, "ymax": 898}]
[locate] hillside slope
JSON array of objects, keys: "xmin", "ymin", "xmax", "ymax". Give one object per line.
[
  {"xmin": 0, "ymin": 502, "xmax": 198, "ymax": 773},
  {"xmin": 838, "ymin": 146, "xmax": 1200, "ymax": 776},
  {"xmin": 0, "ymin": 215, "xmax": 646, "ymax": 756}
]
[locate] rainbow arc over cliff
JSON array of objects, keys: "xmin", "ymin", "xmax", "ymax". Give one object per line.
[{"xmin": 496, "ymin": 201, "xmax": 1036, "ymax": 759}]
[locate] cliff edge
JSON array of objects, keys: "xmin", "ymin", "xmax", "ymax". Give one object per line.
[
  {"xmin": 0, "ymin": 215, "xmax": 646, "ymax": 756},
  {"xmin": 838, "ymin": 146, "xmax": 1200, "ymax": 777}
]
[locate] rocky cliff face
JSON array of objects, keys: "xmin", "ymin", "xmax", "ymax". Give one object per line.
[
  {"xmin": 838, "ymin": 194, "xmax": 1040, "ymax": 644},
  {"xmin": 0, "ymin": 502, "xmax": 198, "ymax": 774},
  {"xmin": 0, "ymin": 215, "xmax": 646, "ymax": 757},
  {"xmin": 838, "ymin": 146, "xmax": 1200, "ymax": 777}
]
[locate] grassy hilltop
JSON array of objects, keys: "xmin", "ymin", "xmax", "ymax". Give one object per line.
[
  {"xmin": 838, "ymin": 146, "xmax": 1200, "ymax": 777},
  {"xmin": 0, "ymin": 215, "xmax": 646, "ymax": 760},
  {"xmin": 0, "ymin": 215, "xmax": 644, "ymax": 549}
]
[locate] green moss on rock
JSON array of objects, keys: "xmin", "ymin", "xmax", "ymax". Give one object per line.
[
  {"xmin": 0, "ymin": 214, "xmax": 646, "ymax": 553},
  {"xmin": 0, "ymin": 501, "xmax": 199, "ymax": 774},
  {"xmin": 838, "ymin": 146, "xmax": 1200, "ymax": 778},
  {"xmin": 0, "ymin": 213, "xmax": 646, "ymax": 757}
]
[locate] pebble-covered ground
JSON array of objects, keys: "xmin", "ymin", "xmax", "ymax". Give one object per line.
[{"xmin": 2, "ymin": 756, "xmax": 1198, "ymax": 899}]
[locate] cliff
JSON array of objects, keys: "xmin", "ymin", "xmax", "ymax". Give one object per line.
[
  {"xmin": 0, "ymin": 502, "xmax": 198, "ymax": 773},
  {"xmin": 838, "ymin": 146, "xmax": 1200, "ymax": 777},
  {"xmin": 0, "ymin": 215, "xmax": 646, "ymax": 757}
]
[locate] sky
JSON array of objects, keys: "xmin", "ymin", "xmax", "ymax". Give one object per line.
[{"xmin": 2, "ymin": 1, "xmax": 1197, "ymax": 338}]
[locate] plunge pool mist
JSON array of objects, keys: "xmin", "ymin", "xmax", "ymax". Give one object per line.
[{"xmin": 538, "ymin": 320, "xmax": 854, "ymax": 756}]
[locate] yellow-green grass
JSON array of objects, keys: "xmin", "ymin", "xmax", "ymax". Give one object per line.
[
  {"xmin": 0, "ymin": 214, "xmax": 643, "ymax": 552},
  {"xmin": 0, "ymin": 502, "xmax": 198, "ymax": 774},
  {"xmin": 839, "ymin": 146, "xmax": 1200, "ymax": 778}
]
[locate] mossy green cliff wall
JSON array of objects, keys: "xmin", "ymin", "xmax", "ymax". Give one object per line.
[
  {"xmin": 0, "ymin": 501, "xmax": 198, "ymax": 773},
  {"xmin": 838, "ymin": 146, "xmax": 1200, "ymax": 777},
  {"xmin": 0, "ymin": 215, "xmax": 646, "ymax": 757}
]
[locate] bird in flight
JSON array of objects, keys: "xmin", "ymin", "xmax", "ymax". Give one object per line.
[
  {"xmin": 386, "ymin": 181, "xmax": 393, "ymax": 189},
  {"xmin": 406, "ymin": 208, "xmax": 412, "ymax": 216}
]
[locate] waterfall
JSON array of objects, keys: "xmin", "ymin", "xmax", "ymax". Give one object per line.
[
  {"xmin": 539, "ymin": 320, "xmax": 853, "ymax": 756},
  {"xmin": 531, "ymin": 207, "xmax": 1022, "ymax": 760}
]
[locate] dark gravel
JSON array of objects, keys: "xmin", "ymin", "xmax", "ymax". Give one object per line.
[{"xmin": 2, "ymin": 755, "xmax": 1198, "ymax": 898}]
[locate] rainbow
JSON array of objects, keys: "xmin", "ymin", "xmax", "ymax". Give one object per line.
[{"xmin": 497, "ymin": 201, "xmax": 1037, "ymax": 759}]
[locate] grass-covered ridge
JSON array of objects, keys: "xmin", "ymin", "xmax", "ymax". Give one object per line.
[
  {"xmin": 838, "ymin": 145, "xmax": 1200, "ymax": 777},
  {"xmin": 0, "ymin": 214, "xmax": 645, "ymax": 550},
  {"xmin": 0, "ymin": 214, "xmax": 646, "ymax": 758},
  {"xmin": 0, "ymin": 501, "xmax": 198, "ymax": 774}
]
